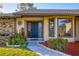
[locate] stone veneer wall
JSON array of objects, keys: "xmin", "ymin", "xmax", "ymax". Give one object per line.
[{"xmin": 0, "ymin": 18, "xmax": 15, "ymax": 33}]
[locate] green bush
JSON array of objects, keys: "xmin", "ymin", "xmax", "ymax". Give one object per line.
[
  {"xmin": 4, "ymin": 33, "xmax": 27, "ymax": 48},
  {"xmin": 0, "ymin": 47, "xmax": 39, "ymax": 56},
  {"xmin": 47, "ymin": 38, "xmax": 68, "ymax": 52}
]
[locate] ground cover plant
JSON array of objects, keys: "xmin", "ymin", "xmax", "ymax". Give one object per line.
[{"xmin": 0, "ymin": 47, "xmax": 39, "ymax": 56}]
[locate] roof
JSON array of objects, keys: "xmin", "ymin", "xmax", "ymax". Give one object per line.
[
  {"xmin": 13, "ymin": 9, "xmax": 79, "ymax": 16},
  {"xmin": 0, "ymin": 13, "xmax": 21, "ymax": 18}
]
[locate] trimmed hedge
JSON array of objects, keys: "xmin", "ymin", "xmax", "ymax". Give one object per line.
[{"xmin": 0, "ymin": 47, "xmax": 39, "ymax": 56}]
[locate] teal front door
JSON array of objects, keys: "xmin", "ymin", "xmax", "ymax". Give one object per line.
[
  {"xmin": 31, "ymin": 22, "xmax": 38, "ymax": 38},
  {"xmin": 27, "ymin": 22, "xmax": 43, "ymax": 41}
]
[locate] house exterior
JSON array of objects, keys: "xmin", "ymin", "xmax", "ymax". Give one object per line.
[{"xmin": 0, "ymin": 9, "xmax": 79, "ymax": 42}]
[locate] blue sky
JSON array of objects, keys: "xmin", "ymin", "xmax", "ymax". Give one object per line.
[{"xmin": 1, "ymin": 3, "xmax": 79, "ymax": 13}]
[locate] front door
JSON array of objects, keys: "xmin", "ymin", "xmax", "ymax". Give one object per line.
[
  {"xmin": 31, "ymin": 22, "xmax": 38, "ymax": 38},
  {"xmin": 27, "ymin": 21, "xmax": 43, "ymax": 41}
]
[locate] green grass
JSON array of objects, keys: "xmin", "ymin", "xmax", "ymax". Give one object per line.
[{"xmin": 0, "ymin": 47, "xmax": 39, "ymax": 56}]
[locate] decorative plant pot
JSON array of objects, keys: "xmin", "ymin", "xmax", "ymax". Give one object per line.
[
  {"xmin": 6, "ymin": 42, "xmax": 20, "ymax": 48},
  {"xmin": 7, "ymin": 45, "xmax": 20, "ymax": 48}
]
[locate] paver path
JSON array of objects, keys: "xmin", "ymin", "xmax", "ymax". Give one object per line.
[{"xmin": 27, "ymin": 42, "xmax": 67, "ymax": 56}]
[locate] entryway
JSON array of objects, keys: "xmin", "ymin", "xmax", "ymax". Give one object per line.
[{"xmin": 27, "ymin": 21, "xmax": 43, "ymax": 41}]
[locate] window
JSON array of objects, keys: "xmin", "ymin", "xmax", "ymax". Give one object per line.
[
  {"xmin": 49, "ymin": 18, "xmax": 55, "ymax": 37},
  {"xmin": 58, "ymin": 18, "xmax": 73, "ymax": 37},
  {"xmin": 38, "ymin": 22, "xmax": 43, "ymax": 38}
]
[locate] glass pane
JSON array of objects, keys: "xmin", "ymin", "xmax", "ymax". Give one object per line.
[
  {"xmin": 58, "ymin": 19, "xmax": 73, "ymax": 37},
  {"xmin": 27, "ymin": 22, "xmax": 31, "ymax": 38},
  {"xmin": 38, "ymin": 22, "xmax": 43, "ymax": 38},
  {"xmin": 49, "ymin": 19, "xmax": 55, "ymax": 37}
]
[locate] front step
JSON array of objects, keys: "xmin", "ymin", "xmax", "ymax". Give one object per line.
[{"xmin": 28, "ymin": 42, "xmax": 40, "ymax": 46}]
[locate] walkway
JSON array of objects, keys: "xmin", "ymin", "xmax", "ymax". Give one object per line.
[
  {"xmin": 65, "ymin": 41, "xmax": 79, "ymax": 56},
  {"xmin": 27, "ymin": 42, "xmax": 68, "ymax": 56}
]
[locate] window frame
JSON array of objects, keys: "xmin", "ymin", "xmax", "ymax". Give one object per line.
[
  {"xmin": 57, "ymin": 18, "xmax": 73, "ymax": 37},
  {"xmin": 49, "ymin": 18, "xmax": 55, "ymax": 37}
]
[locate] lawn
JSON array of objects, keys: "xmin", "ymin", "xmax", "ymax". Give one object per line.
[{"xmin": 0, "ymin": 47, "xmax": 39, "ymax": 56}]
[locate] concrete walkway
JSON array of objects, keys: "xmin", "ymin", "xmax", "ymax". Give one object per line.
[{"xmin": 27, "ymin": 42, "xmax": 68, "ymax": 56}]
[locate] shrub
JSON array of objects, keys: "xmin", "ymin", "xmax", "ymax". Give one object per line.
[
  {"xmin": 0, "ymin": 47, "xmax": 39, "ymax": 56},
  {"xmin": 4, "ymin": 33, "xmax": 27, "ymax": 48},
  {"xmin": 47, "ymin": 38, "xmax": 68, "ymax": 52}
]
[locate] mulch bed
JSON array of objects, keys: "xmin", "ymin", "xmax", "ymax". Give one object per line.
[{"xmin": 65, "ymin": 41, "xmax": 79, "ymax": 56}]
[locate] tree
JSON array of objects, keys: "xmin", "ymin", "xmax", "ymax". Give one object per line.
[
  {"xmin": 0, "ymin": 4, "xmax": 3, "ymax": 14},
  {"xmin": 16, "ymin": 3, "xmax": 36, "ymax": 11}
]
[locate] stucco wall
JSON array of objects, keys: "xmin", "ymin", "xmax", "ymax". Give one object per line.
[{"xmin": 16, "ymin": 20, "xmax": 25, "ymax": 33}]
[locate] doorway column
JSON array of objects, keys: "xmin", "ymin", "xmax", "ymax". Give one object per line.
[
  {"xmin": 73, "ymin": 17, "xmax": 75, "ymax": 38},
  {"xmin": 43, "ymin": 17, "xmax": 49, "ymax": 41},
  {"xmin": 55, "ymin": 16, "xmax": 58, "ymax": 38}
]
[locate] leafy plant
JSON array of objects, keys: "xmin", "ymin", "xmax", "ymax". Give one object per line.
[
  {"xmin": 4, "ymin": 32, "xmax": 27, "ymax": 48},
  {"xmin": 47, "ymin": 38, "xmax": 68, "ymax": 52}
]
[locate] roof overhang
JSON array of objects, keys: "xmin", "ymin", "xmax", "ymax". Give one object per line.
[
  {"xmin": 1, "ymin": 9, "xmax": 79, "ymax": 18},
  {"xmin": 0, "ymin": 13, "xmax": 21, "ymax": 18},
  {"xmin": 13, "ymin": 9, "xmax": 79, "ymax": 16}
]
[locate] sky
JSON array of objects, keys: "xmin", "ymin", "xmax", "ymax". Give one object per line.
[{"xmin": 1, "ymin": 3, "xmax": 79, "ymax": 13}]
